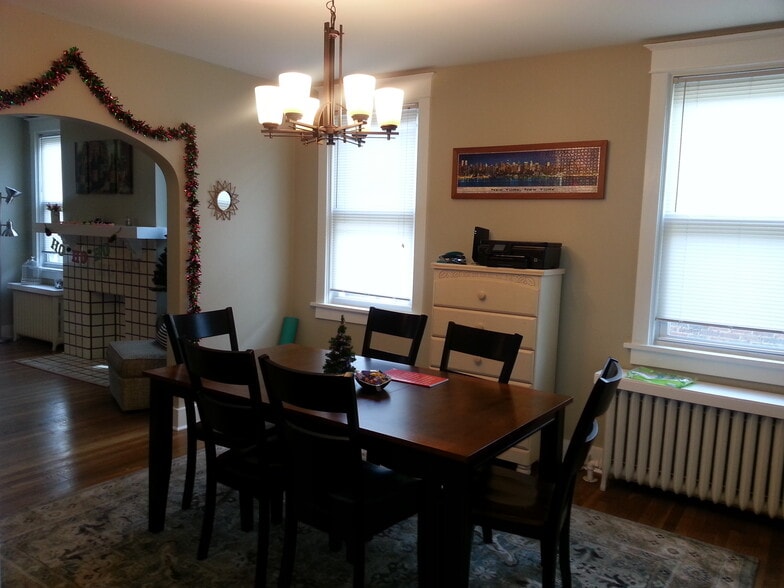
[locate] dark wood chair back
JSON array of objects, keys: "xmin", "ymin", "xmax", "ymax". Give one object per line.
[
  {"xmin": 555, "ymin": 357, "xmax": 622, "ymax": 514},
  {"xmin": 361, "ymin": 307, "xmax": 428, "ymax": 365},
  {"xmin": 164, "ymin": 307, "xmax": 239, "ymax": 365},
  {"xmin": 182, "ymin": 341, "xmax": 268, "ymax": 452},
  {"xmin": 163, "ymin": 307, "xmax": 240, "ymax": 510},
  {"xmin": 258, "ymin": 354, "xmax": 421, "ymax": 588},
  {"xmin": 439, "ymin": 321, "xmax": 523, "ymax": 383},
  {"xmin": 182, "ymin": 341, "xmax": 281, "ymax": 585},
  {"xmin": 259, "ymin": 356, "xmax": 362, "ymax": 521}
]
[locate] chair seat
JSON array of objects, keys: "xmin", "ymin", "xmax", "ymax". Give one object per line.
[
  {"xmin": 329, "ymin": 463, "xmax": 421, "ymax": 536},
  {"xmin": 473, "ymin": 465, "xmax": 555, "ymax": 531},
  {"xmin": 214, "ymin": 446, "xmax": 285, "ymax": 497}
]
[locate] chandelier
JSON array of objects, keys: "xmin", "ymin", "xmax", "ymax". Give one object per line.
[{"xmin": 255, "ymin": 0, "xmax": 403, "ymax": 147}]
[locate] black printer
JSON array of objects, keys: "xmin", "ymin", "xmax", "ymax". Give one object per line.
[{"xmin": 472, "ymin": 227, "xmax": 561, "ymax": 269}]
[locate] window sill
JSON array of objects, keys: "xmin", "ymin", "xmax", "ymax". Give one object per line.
[
  {"xmin": 625, "ymin": 342, "xmax": 783, "ymax": 387},
  {"xmin": 311, "ymin": 302, "xmax": 369, "ymax": 326}
]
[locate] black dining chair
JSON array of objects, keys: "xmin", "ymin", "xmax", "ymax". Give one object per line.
[
  {"xmin": 361, "ymin": 307, "xmax": 428, "ymax": 365},
  {"xmin": 439, "ymin": 321, "xmax": 523, "ymax": 384},
  {"xmin": 258, "ymin": 354, "xmax": 423, "ymax": 588},
  {"xmin": 164, "ymin": 307, "xmax": 240, "ymax": 510},
  {"xmin": 182, "ymin": 341, "xmax": 284, "ymax": 588},
  {"xmin": 471, "ymin": 357, "xmax": 623, "ymax": 588}
]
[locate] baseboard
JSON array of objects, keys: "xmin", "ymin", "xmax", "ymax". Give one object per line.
[{"xmin": 172, "ymin": 400, "xmax": 187, "ymax": 431}]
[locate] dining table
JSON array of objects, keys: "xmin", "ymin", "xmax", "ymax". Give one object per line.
[{"xmin": 145, "ymin": 343, "xmax": 572, "ymax": 587}]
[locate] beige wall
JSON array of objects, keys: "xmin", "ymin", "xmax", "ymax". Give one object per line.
[
  {"xmin": 288, "ymin": 44, "xmax": 652, "ymax": 428},
  {"xmin": 0, "ymin": 1, "xmax": 295, "ymax": 349},
  {"xmin": 4, "ymin": 2, "xmax": 765, "ymax": 431}
]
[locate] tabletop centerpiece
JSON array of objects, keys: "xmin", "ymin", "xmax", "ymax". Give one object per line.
[{"xmin": 323, "ymin": 314, "xmax": 356, "ymax": 374}]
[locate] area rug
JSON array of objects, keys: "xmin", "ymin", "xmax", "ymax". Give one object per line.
[
  {"xmin": 16, "ymin": 353, "xmax": 109, "ymax": 387},
  {"xmin": 0, "ymin": 457, "xmax": 757, "ymax": 587}
]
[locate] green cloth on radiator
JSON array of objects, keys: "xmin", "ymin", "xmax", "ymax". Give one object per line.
[{"xmin": 627, "ymin": 366, "xmax": 695, "ymax": 388}]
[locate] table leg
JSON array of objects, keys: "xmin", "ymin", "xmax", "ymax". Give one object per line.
[
  {"xmin": 148, "ymin": 379, "xmax": 173, "ymax": 532},
  {"xmin": 419, "ymin": 471, "xmax": 474, "ymax": 588}
]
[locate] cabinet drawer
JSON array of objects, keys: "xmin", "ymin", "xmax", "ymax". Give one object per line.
[
  {"xmin": 432, "ymin": 269, "xmax": 541, "ymax": 315},
  {"xmin": 429, "ymin": 336, "xmax": 535, "ymax": 385},
  {"xmin": 431, "ymin": 307, "xmax": 537, "ymax": 350}
]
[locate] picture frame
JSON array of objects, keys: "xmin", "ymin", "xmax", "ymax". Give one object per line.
[
  {"xmin": 452, "ymin": 140, "xmax": 608, "ymax": 200},
  {"xmin": 75, "ymin": 139, "xmax": 133, "ymax": 194}
]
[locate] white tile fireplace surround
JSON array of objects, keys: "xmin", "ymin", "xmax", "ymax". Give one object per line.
[{"xmin": 58, "ymin": 230, "xmax": 166, "ymax": 360}]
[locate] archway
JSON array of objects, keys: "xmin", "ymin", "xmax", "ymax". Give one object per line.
[{"xmin": 0, "ymin": 47, "xmax": 201, "ymax": 313}]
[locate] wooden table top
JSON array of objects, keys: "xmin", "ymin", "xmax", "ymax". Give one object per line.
[{"xmin": 146, "ymin": 343, "xmax": 572, "ymax": 468}]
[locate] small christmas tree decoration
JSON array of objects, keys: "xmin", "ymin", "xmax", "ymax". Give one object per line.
[{"xmin": 323, "ymin": 315, "xmax": 356, "ymax": 374}]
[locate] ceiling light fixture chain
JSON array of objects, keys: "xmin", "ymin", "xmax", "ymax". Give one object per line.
[{"xmin": 255, "ymin": 0, "xmax": 404, "ymax": 147}]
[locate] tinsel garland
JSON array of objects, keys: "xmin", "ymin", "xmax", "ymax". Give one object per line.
[{"xmin": 0, "ymin": 47, "xmax": 202, "ymax": 313}]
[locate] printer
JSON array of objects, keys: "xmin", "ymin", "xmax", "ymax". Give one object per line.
[{"xmin": 472, "ymin": 227, "xmax": 562, "ymax": 269}]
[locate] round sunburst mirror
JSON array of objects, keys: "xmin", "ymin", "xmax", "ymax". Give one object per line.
[{"xmin": 208, "ymin": 180, "xmax": 239, "ymax": 220}]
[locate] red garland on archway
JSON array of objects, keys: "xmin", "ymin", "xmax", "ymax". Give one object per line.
[{"xmin": 0, "ymin": 47, "xmax": 201, "ymax": 313}]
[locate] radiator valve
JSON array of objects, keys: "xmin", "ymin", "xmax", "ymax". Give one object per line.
[{"xmin": 583, "ymin": 460, "xmax": 601, "ymax": 483}]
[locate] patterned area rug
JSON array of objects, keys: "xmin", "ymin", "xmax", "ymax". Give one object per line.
[
  {"xmin": 0, "ymin": 456, "xmax": 757, "ymax": 587},
  {"xmin": 16, "ymin": 353, "xmax": 110, "ymax": 387}
]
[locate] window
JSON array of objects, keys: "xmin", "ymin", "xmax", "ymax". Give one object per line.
[
  {"xmin": 326, "ymin": 105, "xmax": 418, "ymax": 309},
  {"xmin": 314, "ymin": 73, "xmax": 432, "ymax": 324},
  {"xmin": 29, "ymin": 118, "xmax": 63, "ymax": 268},
  {"xmin": 628, "ymin": 30, "xmax": 784, "ymax": 386}
]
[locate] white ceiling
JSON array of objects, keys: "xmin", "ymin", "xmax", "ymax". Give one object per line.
[{"xmin": 9, "ymin": 0, "xmax": 784, "ymax": 81}]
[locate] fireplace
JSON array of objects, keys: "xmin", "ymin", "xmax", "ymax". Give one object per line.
[{"xmin": 56, "ymin": 228, "xmax": 166, "ymax": 360}]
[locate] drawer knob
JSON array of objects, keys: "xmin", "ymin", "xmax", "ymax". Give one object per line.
[
  {"xmin": 473, "ymin": 357, "xmax": 483, "ymax": 367},
  {"xmin": 477, "ymin": 290, "xmax": 487, "ymax": 301},
  {"xmin": 476, "ymin": 322, "xmax": 485, "ymax": 330}
]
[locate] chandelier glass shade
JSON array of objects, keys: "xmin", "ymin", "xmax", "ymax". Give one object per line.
[{"xmin": 255, "ymin": 1, "xmax": 403, "ymax": 146}]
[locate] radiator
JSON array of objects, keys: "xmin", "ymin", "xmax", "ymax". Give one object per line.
[
  {"xmin": 10, "ymin": 284, "xmax": 64, "ymax": 351},
  {"xmin": 600, "ymin": 376, "xmax": 784, "ymax": 519}
]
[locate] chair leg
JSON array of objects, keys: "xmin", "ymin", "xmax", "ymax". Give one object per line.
[
  {"xmin": 198, "ymin": 470, "xmax": 217, "ymax": 560},
  {"xmin": 278, "ymin": 499, "xmax": 298, "ymax": 587},
  {"xmin": 351, "ymin": 539, "xmax": 365, "ymax": 588},
  {"xmin": 254, "ymin": 495, "xmax": 270, "ymax": 588},
  {"xmin": 559, "ymin": 517, "xmax": 573, "ymax": 588},
  {"xmin": 270, "ymin": 486, "xmax": 283, "ymax": 525},
  {"xmin": 182, "ymin": 400, "xmax": 198, "ymax": 510},
  {"xmin": 540, "ymin": 538, "xmax": 557, "ymax": 588},
  {"xmin": 240, "ymin": 490, "xmax": 254, "ymax": 532},
  {"xmin": 482, "ymin": 525, "xmax": 493, "ymax": 543}
]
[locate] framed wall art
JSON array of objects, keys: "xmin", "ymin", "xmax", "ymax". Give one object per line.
[
  {"xmin": 75, "ymin": 139, "xmax": 133, "ymax": 194},
  {"xmin": 452, "ymin": 140, "xmax": 608, "ymax": 200}
]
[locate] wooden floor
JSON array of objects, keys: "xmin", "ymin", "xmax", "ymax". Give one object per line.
[{"xmin": 0, "ymin": 337, "xmax": 781, "ymax": 586}]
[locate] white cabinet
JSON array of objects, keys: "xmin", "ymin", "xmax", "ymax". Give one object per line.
[{"xmin": 430, "ymin": 263, "xmax": 564, "ymax": 472}]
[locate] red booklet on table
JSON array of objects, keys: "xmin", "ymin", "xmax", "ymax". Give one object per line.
[{"xmin": 386, "ymin": 369, "xmax": 448, "ymax": 388}]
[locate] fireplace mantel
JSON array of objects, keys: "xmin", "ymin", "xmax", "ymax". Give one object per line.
[{"xmin": 36, "ymin": 222, "xmax": 166, "ymax": 240}]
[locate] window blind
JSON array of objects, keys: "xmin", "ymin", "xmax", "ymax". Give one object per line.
[
  {"xmin": 37, "ymin": 133, "xmax": 63, "ymax": 267},
  {"xmin": 655, "ymin": 70, "xmax": 784, "ymax": 346},
  {"xmin": 327, "ymin": 105, "xmax": 419, "ymax": 308}
]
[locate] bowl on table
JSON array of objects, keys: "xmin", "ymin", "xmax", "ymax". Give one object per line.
[{"xmin": 355, "ymin": 370, "xmax": 391, "ymax": 393}]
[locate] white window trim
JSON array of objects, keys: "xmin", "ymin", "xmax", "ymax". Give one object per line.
[
  {"xmin": 27, "ymin": 116, "xmax": 64, "ymax": 276},
  {"xmin": 312, "ymin": 72, "xmax": 433, "ymax": 325},
  {"xmin": 626, "ymin": 28, "xmax": 784, "ymax": 386}
]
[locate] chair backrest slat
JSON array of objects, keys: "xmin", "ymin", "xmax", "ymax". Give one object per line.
[
  {"xmin": 165, "ymin": 307, "xmax": 239, "ymax": 365},
  {"xmin": 258, "ymin": 355, "xmax": 361, "ymax": 495},
  {"xmin": 361, "ymin": 307, "xmax": 428, "ymax": 365},
  {"xmin": 439, "ymin": 321, "xmax": 523, "ymax": 384},
  {"xmin": 182, "ymin": 340, "xmax": 267, "ymax": 452}
]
